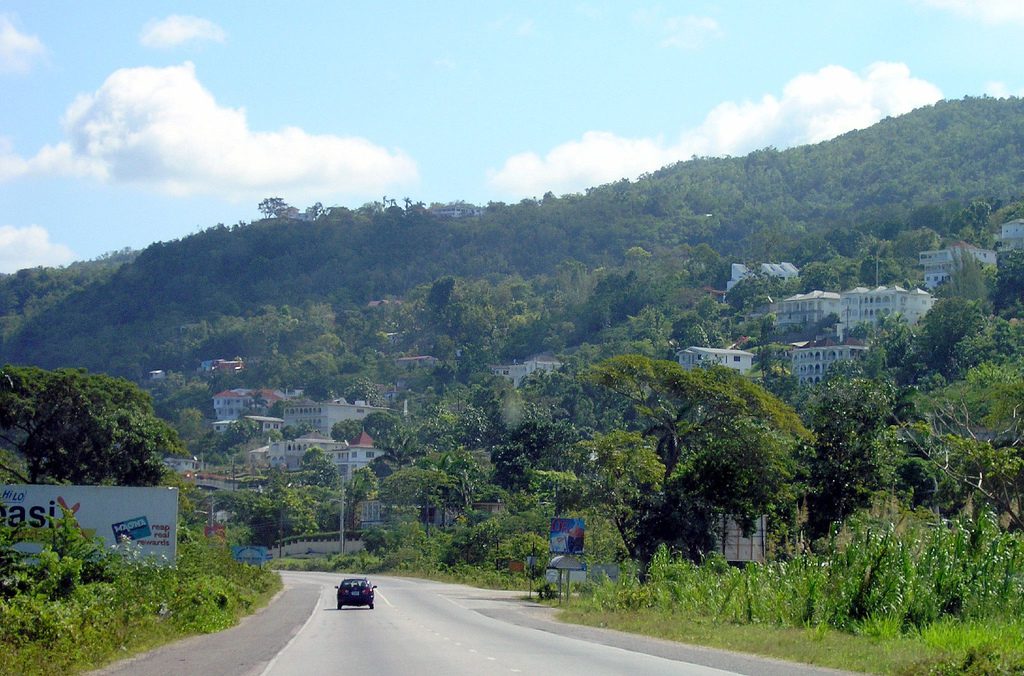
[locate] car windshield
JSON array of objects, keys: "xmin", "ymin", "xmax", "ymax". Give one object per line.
[{"xmin": 341, "ymin": 579, "xmax": 368, "ymax": 588}]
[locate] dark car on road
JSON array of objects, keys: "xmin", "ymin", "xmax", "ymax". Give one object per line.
[{"xmin": 335, "ymin": 577, "xmax": 376, "ymax": 609}]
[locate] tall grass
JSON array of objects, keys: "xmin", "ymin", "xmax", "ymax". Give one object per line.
[{"xmin": 580, "ymin": 513, "xmax": 1023, "ymax": 634}]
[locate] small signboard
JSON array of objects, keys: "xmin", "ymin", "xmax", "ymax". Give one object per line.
[
  {"xmin": 232, "ymin": 545, "xmax": 272, "ymax": 565},
  {"xmin": 549, "ymin": 517, "xmax": 585, "ymax": 555},
  {"xmin": 1, "ymin": 485, "xmax": 178, "ymax": 563}
]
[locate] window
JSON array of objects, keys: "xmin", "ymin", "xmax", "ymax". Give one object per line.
[{"xmin": 733, "ymin": 356, "xmax": 741, "ymax": 362}]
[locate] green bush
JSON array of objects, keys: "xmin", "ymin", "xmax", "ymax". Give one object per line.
[{"xmin": 0, "ymin": 522, "xmax": 281, "ymax": 675}]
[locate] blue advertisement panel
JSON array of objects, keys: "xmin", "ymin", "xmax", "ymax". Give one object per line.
[
  {"xmin": 549, "ymin": 517, "xmax": 585, "ymax": 554},
  {"xmin": 232, "ymin": 545, "xmax": 272, "ymax": 565}
]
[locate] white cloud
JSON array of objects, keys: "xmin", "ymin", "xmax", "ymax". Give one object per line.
[
  {"xmin": 488, "ymin": 62, "xmax": 942, "ymax": 197},
  {"xmin": 140, "ymin": 15, "xmax": 226, "ymax": 48},
  {"xmin": 917, "ymin": 0, "xmax": 1024, "ymax": 25},
  {"xmin": 633, "ymin": 10, "xmax": 722, "ymax": 50},
  {"xmin": 984, "ymin": 81, "xmax": 1024, "ymax": 97},
  {"xmin": 0, "ymin": 15, "xmax": 45, "ymax": 74},
  {"xmin": 0, "ymin": 224, "xmax": 75, "ymax": 273},
  {"xmin": 0, "ymin": 62, "xmax": 419, "ymax": 199}
]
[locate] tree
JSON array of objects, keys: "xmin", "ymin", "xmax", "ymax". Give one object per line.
[
  {"xmin": 345, "ymin": 466, "xmax": 379, "ymax": 531},
  {"xmin": 915, "ymin": 298, "xmax": 987, "ymax": 380},
  {"xmin": 331, "ymin": 419, "xmax": 363, "ymax": 443},
  {"xmin": 300, "ymin": 447, "xmax": 338, "ymax": 488},
  {"xmin": 587, "ymin": 355, "xmax": 807, "ymax": 562},
  {"xmin": 258, "ymin": 197, "xmax": 290, "ymax": 219},
  {"xmin": 579, "ymin": 431, "xmax": 664, "ymax": 561},
  {"xmin": 379, "ymin": 466, "xmax": 453, "ymax": 527},
  {"xmin": 0, "ymin": 366, "xmax": 183, "ymax": 485},
  {"xmin": 803, "ymin": 377, "xmax": 903, "ymax": 539},
  {"xmin": 994, "ymin": 249, "xmax": 1024, "ymax": 317}
]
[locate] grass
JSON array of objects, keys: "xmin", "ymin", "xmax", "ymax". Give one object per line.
[{"xmin": 556, "ymin": 607, "xmax": 966, "ymax": 674}]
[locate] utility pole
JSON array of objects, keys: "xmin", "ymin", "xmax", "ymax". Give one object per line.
[{"xmin": 339, "ymin": 481, "xmax": 346, "ymax": 556}]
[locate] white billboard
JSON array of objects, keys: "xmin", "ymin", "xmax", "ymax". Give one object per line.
[{"xmin": 1, "ymin": 484, "xmax": 179, "ymax": 563}]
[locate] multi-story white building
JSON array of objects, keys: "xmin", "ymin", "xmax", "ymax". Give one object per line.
[
  {"xmin": 726, "ymin": 262, "xmax": 799, "ymax": 291},
  {"xmin": 676, "ymin": 347, "xmax": 754, "ymax": 374},
  {"xmin": 838, "ymin": 285, "xmax": 934, "ymax": 332},
  {"xmin": 282, "ymin": 398, "xmax": 391, "ymax": 436},
  {"xmin": 919, "ymin": 243, "xmax": 997, "ymax": 289},
  {"xmin": 998, "ymin": 219, "xmax": 1024, "ymax": 252},
  {"xmin": 212, "ymin": 388, "xmax": 295, "ymax": 421},
  {"xmin": 333, "ymin": 431, "xmax": 381, "ymax": 481},
  {"xmin": 490, "ymin": 356, "xmax": 562, "ymax": 387},
  {"xmin": 771, "ymin": 290, "xmax": 841, "ymax": 330},
  {"xmin": 263, "ymin": 431, "xmax": 381, "ymax": 480},
  {"xmin": 790, "ymin": 338, "xmax": 868, "ymax": 385}
]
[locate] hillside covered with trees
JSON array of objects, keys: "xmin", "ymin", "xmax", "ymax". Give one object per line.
[{"xmin": 2, "ymin": 96, "xmax": 1024, "ymax": 377}]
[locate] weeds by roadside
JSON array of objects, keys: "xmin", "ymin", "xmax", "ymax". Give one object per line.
[{"xmin": 0, "ymin": 520, "xmax": 281, "ymax": 676}]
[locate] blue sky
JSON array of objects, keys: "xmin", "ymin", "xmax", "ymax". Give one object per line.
[{"xmin": 1, "ymin": 1, "xmax": 1022, "ymax": 272}]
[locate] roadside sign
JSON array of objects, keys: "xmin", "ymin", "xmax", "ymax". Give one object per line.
[
  {"xmin": 1, "ymin": 484, "xmax": 178, "ymax": 563},
  {"xmin": 549, "ymin": 517, "xmax": 585, "ymax": 554},
  {"xmin": 232, "ymin": 545, "xmax": 272, "ymax": 565}
]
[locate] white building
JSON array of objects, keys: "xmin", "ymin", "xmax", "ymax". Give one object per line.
[
  {"xmin": 263, "ymin": 431, "xmax": 381, "ymax": 480},
  {"xmin": 726, "ymin": 262, "xmax": 799, "ymax": 292},
  {"xmin": 998, "ymin": 219, "xmax": 1024, "ymax": 252},
  {"xmin": 212, "ymin": 388, "xmax": 293, "ymax": 421},
  {"xmin": 771, "ymin": 290, "xmax": 841, "ymax": 330},
  {"xmin": 332, "ymin": 431, "xmax": 381, "ymax": 481},
  {"xmin": 163, "ymin": 455, "xmax": 200, "ymax": 473},
  {"xmin": 282, "ymin": 398, "xmax": 391, "ymax": 436},
  {"xmin": 676, "ymin": 347, "xmax": 755, "ymax": 374},
  {"xmin": 790, "ymin": 338, "xmax": 868, "ymax": 385},
  {"xmin": 490, "ymin": 356, "xmax": 562, "ymax": 387},
  {"xmin": 212, "ymin": 415, "xmax": 284, "ymax": 434},
  {"xmin": 838, "ymin": 285, "xmax": 934, "ymax": 334},
  {"xmin": 267, "ymin": 433, "xmax": 347, "ymax": 471},
  {"xmin": 919, "ymin": 243, "xmax": 997, "ymax": 289}
]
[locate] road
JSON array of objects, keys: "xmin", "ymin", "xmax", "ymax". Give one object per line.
[{"xmin": 94, "ymin": 571, "xmax": 857, "ymax": 676}]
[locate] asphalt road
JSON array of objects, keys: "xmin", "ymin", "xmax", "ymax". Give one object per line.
[{"xmin": 94, "ymin": 571, "xmax": 859, "ymax": 676}]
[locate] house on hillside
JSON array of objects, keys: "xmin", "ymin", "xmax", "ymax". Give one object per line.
[
  {"xmin": 998, "ymin": 219, "xmax": 1024, "ymax": 252},
  {"xmin": 266, "ymin": 433, "xmax": 345, "ymax": 471},
  {"xmin": 490, "ymin": 355, "xmax": 562, "ymax": 387},
  {"xmin": 790, "ymin": 338, "xmax": 868, "ymax": 385},
  {"xmin": 212, "ymin": 388, "xmax": 292, "ymax": 421},
  {"xmin": 282, "ymin": 398, "xmax": 391, "ymax": 436},
  {"xmin": 213, "ymin": 415, "xmax": 285, "ymax": 434},
  {"xmin": 771, "ymin": 290, "xmax": 841, "ymax": 331},
  {"xmin": 837, "ymin": 285, "xmax": 934, "ymax": 335},
  {"xmin": 726, "ymin": 262, "xmax": 799, "ymax": 292},
  {"xmin": 335, "ymin": 431, "xmax": 381, "ymax": 481},
  {"xmin": 199, "ymin": 358, "xmax": 245, "ymax": 375},
  {"xmin": 676, "ymin": 347, "xmax": 754, "ymax": 374},
  {"xmin": 919, "ymin": 243, "xmax": 996, "ymax": 289},
  {"xmin": 394, "ymin": 355, "xmax": 439, "ymax": 369}
]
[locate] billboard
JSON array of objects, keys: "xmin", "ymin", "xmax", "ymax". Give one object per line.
[
  {"xmin": 232, "ymin": 545, "xmax": 272, "ymax": 565},
  {"xmin": 549, "ymin": 517, "xmax": 585, "ymax": 555},
  {"xmin": 0, "ymin": 485, "xmax": 179, "ymax": 563}
]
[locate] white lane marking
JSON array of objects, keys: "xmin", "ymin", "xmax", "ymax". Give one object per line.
[
  {"xmin": 487, "ymin": 657, "xmax": 496, "ymax": 661},
  {"xmin": 376, "ymin": 588, "xmax": 394, "ymax": 607},
  {"xmin": 259, "ymin": 585, "xmax": 323, "ymax": 676}
]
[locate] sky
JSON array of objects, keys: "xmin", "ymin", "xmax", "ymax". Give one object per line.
[{"xmin": 0, "ymin": 1, "xmax": 1022, "ymax": 273}]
